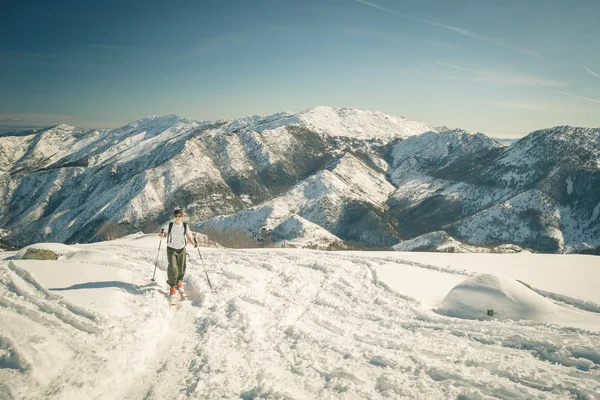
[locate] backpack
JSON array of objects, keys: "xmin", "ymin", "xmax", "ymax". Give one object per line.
[{"xmin": 167, "ymin": 222, "xmax": 187, "ymax": 244}]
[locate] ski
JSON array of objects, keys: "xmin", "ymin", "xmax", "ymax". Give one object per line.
[
  {"xmin": 166, "ymin": 286, "xmax": 188, "ymax": 310},
  {"xmin": 177, "ymin": 285, "xmax": 188, "ymax": 300},
  {"xmin": 168, "ymin": 291, "xmax": 179, "ymax": 308}
]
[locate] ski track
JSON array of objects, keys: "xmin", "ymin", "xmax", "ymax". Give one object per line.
[{"xmin": 1, "ymin": 245, "xmax": 600, "ymax": 399}]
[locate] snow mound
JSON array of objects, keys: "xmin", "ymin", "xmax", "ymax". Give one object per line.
[
  {"xmin": 14, "ymin": 243, "xmax": 122, "ymax": 263},
  {"xmin": 63, "ymin": 249, "xmax": 122, "ymax": 263},
  {"xmin": 15, "ymin": 243, "xmax": 77, "ymax": 260},
  {"xmin": 437, "ymin": 273, "xmax": 557, "ymax": 321}
]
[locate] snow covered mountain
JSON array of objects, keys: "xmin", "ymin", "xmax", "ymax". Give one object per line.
[
  {"xmin": 199, "ymin": 152, "xmax": 399, "ymax": 248},
  {"xmin": 0, "ymin": 107, "xmax": 433, "ymax": 248},
  {"xmin": 1, "ymin": 107, "xmax": 598, "ymax": 254},
  {"xmin": 389, "ymin": 126, "xmax": 600, "ymax": 253}
]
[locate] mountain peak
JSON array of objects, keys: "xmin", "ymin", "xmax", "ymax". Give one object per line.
[
  {"xmin": 223, "ymin": 111, "xmax": 295, "ymax": 132},
  {"xmin": 48, "ymin": 123, "xmax": 80, "ymax": 131},
  {"xmin": 2, "ymin": 106, "xmax": 599, "ymax": 255},
  {"xmin": 294, "ymin": 106, "xmax": 435, "ymax": 141},
  {"xmin": 300, "ymin": 105, "xmax": 383, "ymax": 118},
  {"xmin": 124, "ymin": 114, "xmax": 187, "ymax": 127},
  {"xmin": 111, "ymin": 114, "xmax": 206, "ymax": 138},
  {"xmin": 532, "ymin": 125, "xmax": 598, "ymax": 137},
  {"xmin": 515, "ymin": 126, "xmax": 600, "ymax": 151}
]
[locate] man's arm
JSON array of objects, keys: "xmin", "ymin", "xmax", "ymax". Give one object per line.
[
  {"xmin": 158, "ymin": 226, "xmax": 167, "ymax": 238},
  {"xmin": 185, "ymin": 228, "xmax": 197, "ymax": 247}
]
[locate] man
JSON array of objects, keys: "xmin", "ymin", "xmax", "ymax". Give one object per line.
[{"xmin": 159, "ymin": 208, "xmax": 197, "ymax": 295}]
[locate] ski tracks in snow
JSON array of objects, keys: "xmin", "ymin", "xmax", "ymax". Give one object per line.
[
  {"xmin": 139, "ymin": 249, "xmax": 600, "ymax": 399},
  {"xmin": 1, "ymin": 244, "xmax": 600, "ymax": 399}
]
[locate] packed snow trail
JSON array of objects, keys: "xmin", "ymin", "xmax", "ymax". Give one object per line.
[{"xmin": 1, "ymin": 235, "xmax": 599, "ymax": 399}]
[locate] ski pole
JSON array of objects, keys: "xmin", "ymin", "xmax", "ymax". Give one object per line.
[
  {"xmin": 151, "ymin": 230, "xmax": 164, "ymax": 282},
  {"xmin": 195, "ymin": 238, "xmax": 214, "ymax": 293}
]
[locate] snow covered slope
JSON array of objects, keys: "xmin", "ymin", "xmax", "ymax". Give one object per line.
[
  {"xmin": 392, "ymin": 231, "xmax": 524, "ymax": 253},
  {"xmin": 388, "ymin": 129, "xmax": 500, "ymax": 186},
  {"xmin": 1, "ymin": 238, "xmax": 600, "ymax": 399},
  {"xmin": 296, "ymin": 106, "xmax": 434, "ymax": 141},
  {"xmin": 200, "ymin": 152, "xmax": 400, "ymax": 247},
  {"xmin": 0, "ymin": 107, "xmax": 433, "ymax": 249},
  {"xmin": 388, "ymin": 126, "xmax": 600, "ymax": 253}
]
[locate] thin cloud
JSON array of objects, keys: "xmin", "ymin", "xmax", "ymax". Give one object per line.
[
  {"xmin": 436, "ymin": 61, "xmax": 491, "ymax": 78},
  {"xmin": 437, "ymin": 61, "xmax": 600, "ymax": 104},
  {"xmin": 490, "ymin": 101, "xmax": 583, "ymax": 112},
  {"xmin": 483, "ymin": 130, "xmax": 529, "ymax": 139},
  {"xmin": 0, "ymin": 112, "xmax": 80, "ymax": 122},
  {"xmin": 583, "ymin": 66, "xmax": 600, "ymax": 78},
  {"xmin": 0, "ymin": 113, "xmax": 102, "ymax": 127},
  {"xmin": 171, "ymin": 32, "xmax": 252, "ymax": 60},
  {"xmin": 0, "ymin": 50, "xmax": 59, "ymax": 65},
  {"xmin": 423, "ymin": 21, "xmax": 545, "ymax": 59},
  {"xmin": 340, "ymin": 27, "xmax": 394, "ymax": 40},
  {"xmin": 356, "ymin": 0, "xmax": 545, "ymax": 59},
  {"xmin": 435, "ymin": 61, "xmax": 564, "ymax": 88}
]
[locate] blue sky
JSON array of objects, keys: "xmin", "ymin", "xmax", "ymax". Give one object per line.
[{"xmin": 1, "ymin": 0, "xmax": 599, "ymax": 137}]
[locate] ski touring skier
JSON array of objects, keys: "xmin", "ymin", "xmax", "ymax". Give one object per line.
[{"xmin": 158, "ymin": 208, "xmax": 197, "ymax": 297}]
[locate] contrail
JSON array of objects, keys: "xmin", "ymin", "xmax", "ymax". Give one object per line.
[
  {"xmin": 550, "ymin": 89, "xmax": 600, "ymax": 104},
  {"xmin": 436, "ymin": 61, "xmax": 492, "ymax": 78},
  {"xmin": 356, "ymin": 0, "xmax": 410, "ymax": 18},
  {"xmin": 435, "ymin": 61, "xmax": 544, "ymax": 88},
  {"xmin": 437, "ymin": 61, "xmax": 600, "ymax": 104},
  {"xmin": 583, "ymin": 66, "xmax": 600, "ymax": 78},
  {"xmin": 356, "ymin": 0, "xmax": 545, "ymax": 59}
]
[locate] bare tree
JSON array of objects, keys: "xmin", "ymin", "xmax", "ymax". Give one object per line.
[
  {"xmin": 201, "ymin": 227, "xmax": 274, "ymax": 248},
  {"xmin": 97, "ymin": 221, "xmax": 126, "ymax": 241}
]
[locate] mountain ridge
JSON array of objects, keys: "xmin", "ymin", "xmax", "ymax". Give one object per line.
[{"xmin": 1, "ymin": 106, "xmax": 598, "ymax": 254}]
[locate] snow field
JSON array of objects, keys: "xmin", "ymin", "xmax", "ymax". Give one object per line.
[{"xmin": 0, "ymin": 236, "xmax": 599, "ymax": 399}]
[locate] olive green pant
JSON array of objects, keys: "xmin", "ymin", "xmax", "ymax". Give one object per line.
[{"xmin": 166, "ymin": 246, "xmax": 186, "ymax": 287}]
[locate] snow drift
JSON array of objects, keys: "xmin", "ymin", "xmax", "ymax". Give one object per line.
[{"xmin": 437, "ymin": 273, "xmax": 557, "ymax": 321}]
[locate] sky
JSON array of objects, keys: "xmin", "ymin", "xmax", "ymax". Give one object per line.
[{"xmin": 1, "ymin": 0, "xmax": 599, "ymax": 138}]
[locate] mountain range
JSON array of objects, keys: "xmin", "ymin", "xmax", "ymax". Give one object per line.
[{"xmin": 1, "ymin": 106, "xmax": 598, "ymax": 254}]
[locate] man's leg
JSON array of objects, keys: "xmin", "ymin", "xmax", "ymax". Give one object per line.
[
  {"xmin": 177, "ymin": 247, "xmax": 187, "ymax": 283},
  {"xmin": 166, "ymin": 247, "xmax": 179, "ymax": 287}
]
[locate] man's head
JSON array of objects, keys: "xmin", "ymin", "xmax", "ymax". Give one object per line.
[{"xmin": 173, "ymin": 208, "xmax": 184, "ymax": 220}]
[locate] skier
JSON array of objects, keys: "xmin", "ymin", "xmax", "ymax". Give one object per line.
[{"xmin": 158, "ymin": 208, "xmax": 197, "ymax": 296}]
